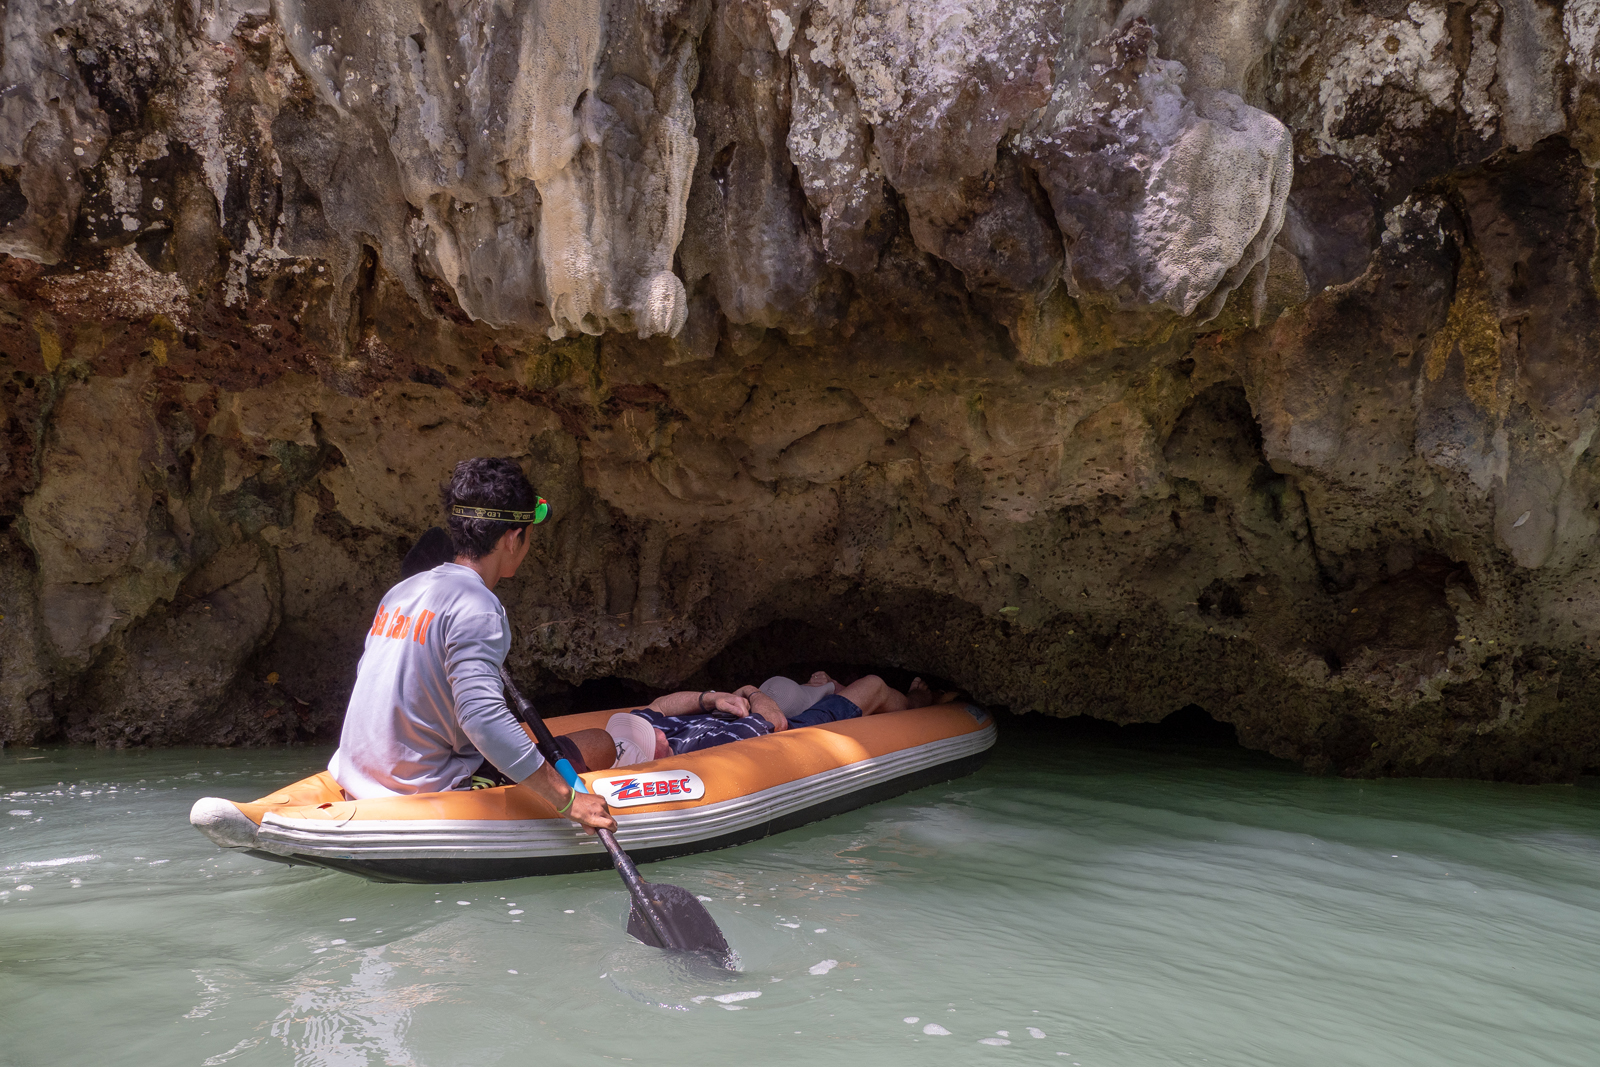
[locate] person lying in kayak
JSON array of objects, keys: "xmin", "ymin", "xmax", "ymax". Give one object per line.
[
  {"xmin": 602, "ymin": 674, "xmax": 936, "ymax": 767},
  {"xmin": 751, "ymin": 670, "xmax": 936, "ymax": 718},
  {"xmin": 327, "ymin": 457, "xmax": 615, "ymax": 832}
]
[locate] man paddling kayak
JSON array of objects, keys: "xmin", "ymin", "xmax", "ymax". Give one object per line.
[{"xmin": 327, "ymin": 457, "xmax": 615, "ymax": 833}]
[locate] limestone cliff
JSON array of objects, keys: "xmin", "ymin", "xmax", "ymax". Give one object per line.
[{"xmin": 2, "ymin": 0, "xmax": 1599, "ymax": 780}]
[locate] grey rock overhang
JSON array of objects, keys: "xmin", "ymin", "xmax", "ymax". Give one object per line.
[{"xmin": 2, "ymin": 0, "xmax": 1293, "ymax": 335}]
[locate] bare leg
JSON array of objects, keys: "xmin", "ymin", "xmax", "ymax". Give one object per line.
[
  {"xmin": 558, "ymin": 727, "xmax": 618, "ymax": 770},
  {"xmin": 905, "ymin": 678, "xmax": 934, "ymax": 709},
  {"xmin": 836, "ymin": 674, "xmax": 910, "ymax": 715}
]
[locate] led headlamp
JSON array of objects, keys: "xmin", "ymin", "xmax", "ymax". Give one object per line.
[{"xmin": 449, "ymin": 497, "xmax": 549, "ymax": 524}]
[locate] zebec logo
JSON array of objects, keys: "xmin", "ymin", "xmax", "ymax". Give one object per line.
[{"xmin": 599, "ymin": 770, "xmax": 706, "ymax": 808}]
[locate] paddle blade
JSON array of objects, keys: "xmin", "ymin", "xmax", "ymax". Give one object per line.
[{"xmin": 626, "ymin": 882, "xmax": 732, "ymax": 964}]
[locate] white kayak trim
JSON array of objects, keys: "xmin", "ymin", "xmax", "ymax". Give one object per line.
[{"xmin": 228, "ymin": 721, "xmax": 996, "ymax": 862}]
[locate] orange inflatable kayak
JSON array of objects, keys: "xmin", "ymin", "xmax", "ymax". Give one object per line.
[{"xmin": 189, "ymin": 702, "xmax": 996, "ymax": 883}]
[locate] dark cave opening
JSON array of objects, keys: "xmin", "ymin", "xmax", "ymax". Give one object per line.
[
  {"xmin": 684, "ymin": 615, "xmax": 970, "ymax": 706},
  {"xmin": 535, "ymin": 675, "xmax": 666, "ymax": 718},
  {"xmin": 538, "ymin": 602, "xmax": 1244, "ymax": 759},
  {"xmin": 536, "ymin": 662, "xmax": 966, "ymax": 719},
  {"xmin": 1040, "ymin": 703, "xmax": 1242, "ymax": 749},
  {"xmin": 681, "ymin": 613, "xmax": 1250, "ymax": 750},
  {"xmin": 542, "ymin": 669, "xmax": 1245, "ymax": 766}
]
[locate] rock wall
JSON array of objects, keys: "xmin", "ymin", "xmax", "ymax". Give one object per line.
[{"xmin": 3, "ymin": 0, "xmax": 1600, "ymax": 779}]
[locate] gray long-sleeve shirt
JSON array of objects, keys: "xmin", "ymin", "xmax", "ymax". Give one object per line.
[{"xmin": 328, "ymin": 563, "xmax": 544, "ymax": 798}]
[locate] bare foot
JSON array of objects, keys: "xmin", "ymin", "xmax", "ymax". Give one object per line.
[
  {"xmin": 905, "ymin": 677, "xmax": 934, "ymax": 709},
  {"xmin": 807, "ymin": 670, "xmax": 836, "ymax": 687}
]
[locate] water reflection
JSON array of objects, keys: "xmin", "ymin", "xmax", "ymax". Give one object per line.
[{"xmin": 268, "ymin": 948, "xmax": 437, "ymax": 1067}]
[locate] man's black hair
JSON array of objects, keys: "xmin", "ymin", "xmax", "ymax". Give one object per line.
[{"xmin": 441, "ymin": 457, "xmax": 539, "ymax": 560}]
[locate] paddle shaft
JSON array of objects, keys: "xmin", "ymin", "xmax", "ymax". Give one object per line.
[
  {"xmin": 594, "ymin": 829, "xmax": 658, "ymax": 912},
  {"xmin": 496, "ymin": 666, "xmax": 679, "ymax": 950}
]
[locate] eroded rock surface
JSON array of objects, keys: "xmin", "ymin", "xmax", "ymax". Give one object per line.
[{"xmin": 3, "ymin": 0, "xmax": 1600, "ymax": 779}]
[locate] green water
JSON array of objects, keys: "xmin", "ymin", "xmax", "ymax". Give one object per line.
[{"xmin": 4, "ymin": 721, "xmax": 1599, "ymax": 1067}]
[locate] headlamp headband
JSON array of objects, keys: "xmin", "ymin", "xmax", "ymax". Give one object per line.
[{"xmin": 450, "ymin": 498, "xmax": 549, "ymax": 525}]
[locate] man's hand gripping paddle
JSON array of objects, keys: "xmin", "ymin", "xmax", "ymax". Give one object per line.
[{"xmin": 498, "ymin": 666, "xmax": 732, "ymax": 965}]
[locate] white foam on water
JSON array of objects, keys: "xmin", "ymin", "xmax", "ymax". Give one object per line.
[
  {"xmin": 456, "ymin": 901, "xmax": 470, "ymax": 905},
  {"xmin": 691, "ymin": 996, "xmax": 708, "ymax": 1004},
  {"xmin": 1028, "ymin": 1027, "xmax": 1046, "ymax": 1038},
  {"xmin": 564, "ymin": 909, "xmax": 575, "ymax": 914},
  {"xmin": 712, "ymin": 991, "xmax": 760, "ymax": 1003},
  {"xmin": 16, "ymin": 885, "xmax": 33, "ymax": 891},
  {"xmin": 813, "ymin": 928, "xmax": 826, "ymax": 932},
  {"xmin": 923, "ymin": 1024, "xmax": 951, "ymax": 1036},
  {"xmin": 808, "ymin": 960, "xmax": 838, "ymax": 975},
  {"xmin": 8, "ymin": 811, "xmax": 32, "ymax": 816},
  {"xmin": 780, "ymin": 922, "xmax": 799, "ymax": 928},
  {"xmin": 312, "ymin": 948, "xmax": 327, "ymax": 954},
  {"xmin": 697, "ymin": 895, "xmax": 713, "ymax": 902},
  {"xmin": 508, "ymin": 909, "xmax": 523, "ymax": 915},
  {"xmin": 904, "ymin": 1017, "xmax": 919, "ymax": 1024},
  {"xmin": 339, "ymin": 917, "xmax": 356, "ymax": 922},
  {"xmin": 4, "ymin": 853, "xmax": 98, "ymax": 871},
  {"xmin": 997, "ymin": 1030, "xmax": 1010, "ymax": 1036},
  {"xmin": 508, "ymin": 970, "xmax": 517, "ymax": 974},
  {"xmin": 980, "ymin": 1037, "xmax": 1012, "ymax": 1046},
  {"xmin": 329, "ymin": 939, "xmax": 346, "ymax": 945},
  {"xmin": 722, "ymin": 1005, "xmax": 744, "ymax": 1010}
]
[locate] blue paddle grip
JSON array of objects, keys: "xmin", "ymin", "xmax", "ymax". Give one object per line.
[{"xmin": 554, "ymin": 758, "xmax": 589, "ymax": 794}]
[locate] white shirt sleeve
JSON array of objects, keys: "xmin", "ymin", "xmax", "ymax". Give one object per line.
[{"xmin": 444, "ymin": 610, "xmax": 545, "ymax": 782}]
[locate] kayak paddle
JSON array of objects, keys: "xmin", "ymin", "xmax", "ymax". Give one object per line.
[{"xmin": 498, "ymin": 666, "xmax": 733, "ymax": 965}]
